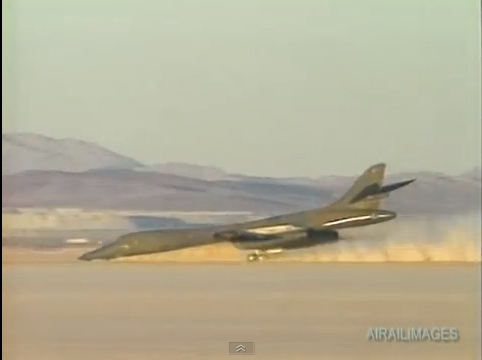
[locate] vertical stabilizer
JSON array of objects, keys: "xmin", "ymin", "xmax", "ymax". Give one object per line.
[{"xmin": 330, "ymin": 163, "xmax": 386, "ymax": 210}]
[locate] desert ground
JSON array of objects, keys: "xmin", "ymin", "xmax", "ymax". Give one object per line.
[
  {"xmin": 2, "ymin": 261, "xmax": 481, "ymax": 360},
  {"xmin": 2, "ymin": 213, "xmax": 481, "ymax": 360}
]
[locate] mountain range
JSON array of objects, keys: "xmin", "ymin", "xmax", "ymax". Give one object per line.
[{"xmin": 2, "ymin": 133, "xmax": 481, "ymax": 215}]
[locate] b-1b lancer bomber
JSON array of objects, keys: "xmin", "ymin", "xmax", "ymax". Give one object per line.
[{"xmin": 79, "ymin": 163, "xmax": 415, "ymax": 262}]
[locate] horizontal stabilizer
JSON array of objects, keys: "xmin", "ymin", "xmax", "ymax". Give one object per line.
[
  {"xmin": 378, "ymin": 179, "xmax": 416, "ymax": 194},
  {"xmin": 329, "ymin": 163, "xmax": 416, "ymax": 211},
  {"xmin": 347, "ymin": 178, "xmax": 415, "ymax": 210}
]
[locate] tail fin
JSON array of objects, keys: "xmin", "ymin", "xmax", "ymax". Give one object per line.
[
  {"xmin": 330, "ymin": 163, "xmax": 415, "ymax": 210},
  {"xmin": 331, "ymin": 163, "xmax": 386, "ymax": 210}
]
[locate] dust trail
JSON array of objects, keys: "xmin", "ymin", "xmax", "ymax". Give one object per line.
[
  {"xmin": 116, "ymin": 237, "xmax": 480, "ymax": 263},
  {"xmin": 116, "ymin": 213, "xmax": 481, "ymax": 263}
]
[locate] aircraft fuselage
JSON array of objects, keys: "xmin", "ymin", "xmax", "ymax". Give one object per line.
[
  {"xmin": 78, "ymin": 163, "xmax": 414, "ymax": 262},
  {"xmin": 78, "ymin": 208, "xmax": 395, "ymax": 260}
]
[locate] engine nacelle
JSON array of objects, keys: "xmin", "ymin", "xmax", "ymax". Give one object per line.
[
  {"xmin": 213, "ymin": 230, "xmax": 268, "ymax": 241},
  {"xmin": 306, "ymin": 228, "xmax": 340, "ymax": 244},
  {"xmin": 213, "ymin": 230, "xmax": 241, "ymax": 240}
]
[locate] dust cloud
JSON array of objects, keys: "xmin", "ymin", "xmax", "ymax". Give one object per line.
[{"xmin": 117, "ymin": 213, "xmax": 481, "ymax": 263}]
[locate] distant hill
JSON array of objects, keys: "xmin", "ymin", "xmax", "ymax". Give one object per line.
[
  {"xmin": 2, "ymin": 168, "xmax": 480, "ymax": 215},
  {"xmin": 2, "ymin": 133, "xmax": 143, "ymax": 174},
  {"xmin": 139, "ymin": 162, "xmax": 237, "ymax": 181},
  {"xmin": 2, "ymin": 169, "xmax": 328, "ymax": 213},
  {"xmin": 2, "ymin": 132, "xmax": 480, "ymax": 215}
]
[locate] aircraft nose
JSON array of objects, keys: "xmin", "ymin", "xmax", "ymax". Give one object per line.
[
  {"xmin": 78, "ymin": 243, "xmax": 119, "ymax": 261},
  {"xmin": 78, "ymin": 252, "xmax": 92, "ymax": 261}
]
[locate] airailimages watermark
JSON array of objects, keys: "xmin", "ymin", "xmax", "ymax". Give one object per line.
[{"xmin": 367, "ymin": 327, "xmax": 460, "ymax": 343}]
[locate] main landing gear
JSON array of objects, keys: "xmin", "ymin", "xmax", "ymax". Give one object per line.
[
  {"xmin": 246, "ymin": 253, "xmax": 266, "ymax": 262},
  {"xmin": 246, "ymin": 249, "xmax": 282, "ymax": 262}
]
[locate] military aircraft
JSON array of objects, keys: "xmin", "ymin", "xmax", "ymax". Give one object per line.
[{"xmin": 78, "ymin": 163, "xmax": 415, "ymax": 262}]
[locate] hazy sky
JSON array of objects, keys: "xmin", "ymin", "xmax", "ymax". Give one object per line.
[{"xmin": 2, "ymin": 0, "xmax": 481, "ymax": 176}]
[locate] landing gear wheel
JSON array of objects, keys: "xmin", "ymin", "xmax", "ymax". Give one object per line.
[
  {"xmin": 246, "ymin": 253, "xmax": 267, "ymax": 262},
  {"xmin": 247, "ymin": 253, "xmax": 259, "ymax": 262}
]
